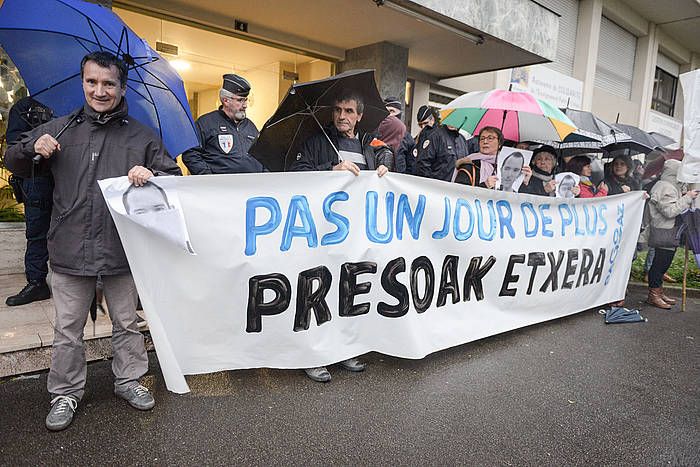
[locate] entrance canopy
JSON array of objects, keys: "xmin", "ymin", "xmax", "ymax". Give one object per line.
[{"xmin": 115, "ymin": 0, "xmax": 559, "ymax": 80}]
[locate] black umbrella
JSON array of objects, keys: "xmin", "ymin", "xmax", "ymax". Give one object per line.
[
  {"xmin": 534, "ymin": 108, "xmax": 630, "ymax": 156},
  {"xmin": 648, "ymin": 131, "xmax": 677, "ymax": 148},
  {"xmin": 603, "ymin": 123, "xmax": 662, "ymax": 156},
  {"xmin": 250, "ymin": 69, "xmax": 388, "ymax": 172}
]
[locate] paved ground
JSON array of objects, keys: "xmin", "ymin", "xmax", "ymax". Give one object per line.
[{"xmin": 0, "ymin": 286, "xmax": 698, "ymax": 465}]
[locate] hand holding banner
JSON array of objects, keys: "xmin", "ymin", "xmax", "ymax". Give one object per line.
[{"xmin": 100, "ymin": 172, "xmax": 644, "ymax": 393}]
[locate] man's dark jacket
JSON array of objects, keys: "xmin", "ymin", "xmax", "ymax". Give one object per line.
[
  {"xmin": 182, "ymin": 108, "xmax": 262, "ymax": 174},
  {"xmin": 289, "ymin": 126, "xmax": 394, "ymax": 172},
  {"xmin": 5, "ymin": 100, "xmax": 182, "ymax": 276},
  {"xmin": 415, "ymin": 124, "xmax": 457, "ymax": 182},
  {"xmin": 396, "ymin": 132, "xmax": 415, "ymax": 174}
]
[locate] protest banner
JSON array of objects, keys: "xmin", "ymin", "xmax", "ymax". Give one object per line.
[{"xmin": 99, "ymin": 172, "xmax": 645, "ymax": 393}]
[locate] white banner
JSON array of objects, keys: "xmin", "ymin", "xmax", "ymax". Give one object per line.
[
  {"xmin": 99, "ymin": 173, "xmax": 645, "ymax": 393},
  {"xmin": 680, "ymin": 70, "xmax": 700, "ymax": 183}
]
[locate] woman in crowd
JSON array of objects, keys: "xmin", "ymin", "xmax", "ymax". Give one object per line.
[
  {"xmin": 604, "ymin": 155, "xmax": 640, "ymax": 195},
  {"xmin": 518, "ymin": 145, "xmax": 573, "ymax": 197},
  {"xmin": 567, "ymin": 155, "xmax": 608, "ymax": 198},
  {"xmin": 646, "ymin": 159, "xmax": 699, "ymax": 309},
  {"xmin": 454, "ymin": 126, "xmax": 526, "ymax": 189}
]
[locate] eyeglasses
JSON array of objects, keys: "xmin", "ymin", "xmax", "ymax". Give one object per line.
[
  {"xmin": 229, "ymin": 96, "xmax": 248, "ymax": 103},
  {"xmin": 479, "ymin": 135, "xmax": 497, "ymax": 142}
]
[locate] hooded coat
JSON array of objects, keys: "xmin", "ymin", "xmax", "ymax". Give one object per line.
[
  {"xmin": 604, "ymin": 157, "xmax": 640, "ymax": 195},
  {"xmin": 5, "ymin": 100, "xmax": 182, "ymax": 276},
  {"xmin": 648, "ymin": 159, "xmax": 694, "ymax": 249}
]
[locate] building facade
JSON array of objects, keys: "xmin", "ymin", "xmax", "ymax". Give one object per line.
[{"xmin": 1, "ymin": 0, "xmax": 698, "ymax": 148}]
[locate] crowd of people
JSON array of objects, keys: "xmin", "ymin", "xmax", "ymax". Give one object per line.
[{"xmin": 3, "ymin": 51, "xmax": 697, "ymax": 432}]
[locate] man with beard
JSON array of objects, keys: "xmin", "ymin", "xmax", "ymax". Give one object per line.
[{"xmin": 182, "ymin": 74, "xmax": 263, "ymax": 174}]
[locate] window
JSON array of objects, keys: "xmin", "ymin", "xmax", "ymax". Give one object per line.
[
  {"xmin": 651, "ymin": 67, "xmax": 678, "ymax": 116},
  {"xmin": 537, "ymin": 0, "xmax": 579, "ymax": 76},
  {"xmin": 595, "ymin": 17, "xmax": 637, "ymax": 99}
]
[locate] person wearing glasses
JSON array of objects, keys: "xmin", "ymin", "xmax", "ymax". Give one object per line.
[
  {"xmin": 182, "ymin": 74, "xmax": 263, "ymax": 174},
  {"xmin": 453, "ymin": 126, "xmax": 503, "ymax": 189}
]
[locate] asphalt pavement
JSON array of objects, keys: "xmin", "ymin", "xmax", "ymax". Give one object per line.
[{"xmin": 0, "ymin": 285, "xmax": 698, "ymax": 465}]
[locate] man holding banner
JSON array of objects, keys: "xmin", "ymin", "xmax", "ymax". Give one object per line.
[
  {"xmin": 290, "ymin": 90, "xmax": 393, "ymax": 382},
  {"xmin": 5, "ymin": 51, "xmax": 182, "ymax": 431}
]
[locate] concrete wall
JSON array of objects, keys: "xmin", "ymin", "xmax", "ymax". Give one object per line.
[
  {"xmin": 591, "ymin": 87, "xmax": 639, "ymax": 124},
  {"xmin": 413, "ymin": 0, "xmax": 559, "ymax": 60}
]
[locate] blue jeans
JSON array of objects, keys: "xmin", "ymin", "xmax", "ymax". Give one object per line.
[{"xmin": 20, "ymin": 176, "xmax": 53, "ymax": 283}]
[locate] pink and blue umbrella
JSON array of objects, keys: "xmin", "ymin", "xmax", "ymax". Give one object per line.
[{"xmin": 440, "ymin": 89, "xmax": 577, "ymax": 143}]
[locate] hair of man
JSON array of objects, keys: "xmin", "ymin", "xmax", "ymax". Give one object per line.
[
  {"xmin": 334, "ymin": 91, "xmax": 365, "ymax": 115},
  {"xmin": 80, "ymin": 51, "xmax": 128, "ymax": 89}
]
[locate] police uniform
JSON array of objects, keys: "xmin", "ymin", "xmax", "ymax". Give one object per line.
[
  {"xmin": 414, "ymin": 124, "xmax": 456, "ymax": 182},
  {"xmin": 5, "ymin": 97, "xmax": 54, "ymax": 306},
  {"xmin": 182, "ymin": 74, "xmax": 263, "ymax": 174}
]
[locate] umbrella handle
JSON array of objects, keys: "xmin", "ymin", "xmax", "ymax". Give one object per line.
[{"xmin": 33, "ymin": 110, "xmax": 83, "ymax": 162}]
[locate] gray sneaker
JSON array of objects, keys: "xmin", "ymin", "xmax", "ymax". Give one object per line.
[
  {"xmin": 339, "ymin": 358, "xmax": 366, "ymax": 372},
  {"xmin": 304, "ymin": 366, "xmax": 331, "ymax": 383},
  {"xmin": 46, "ymin": 395, "xmax": 78, "ymax": 431},
  {"xmin": 114, "ymin": 384, "xmax": 155, "ymax": 411}
]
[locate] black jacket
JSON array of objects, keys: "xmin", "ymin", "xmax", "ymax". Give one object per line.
[
  {"xmin": 395, "ymin": 131, "xmax": 414, "ymax": 174},
  {"xmin": 289, "ymin": 126, "xmax": 394, "ymax": 172},
  {"xmin": 5, "ymin": 100, "xmax": 181, "ymax": 276},
  {"xmin": 6, "ymin": 97, "xmax": 54, "ymax": 177},
  {"xmin": 453, "ymin": 158, "xmax": 488, "ymax": 188},
  {"xmin": 182, "ymin": 108, "xmax": 263, "ymax": 174},
  {"xmin": 519, "ymin": 167, "xmax": 555, "ymax": 196},
  {"xmin": 415, "ymin": 125, "xmax": 458, "ymax": 182}
]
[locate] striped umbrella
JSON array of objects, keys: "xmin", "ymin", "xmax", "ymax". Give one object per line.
[{"xmin": 440, "ymin": 90, "xmax": 577, "ymax": 143}]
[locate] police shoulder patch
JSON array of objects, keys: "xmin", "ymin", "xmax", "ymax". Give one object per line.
[{"xmin": 422, "ymin": 139, "xmax": 430, "ymax": 149}]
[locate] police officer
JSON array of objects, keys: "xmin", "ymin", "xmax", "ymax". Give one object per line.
[
  {"xmin": 5, "ymin": 96, "xmax": 54, "ymax": 306},
  {"xmin": 182, "ymin": 74, "xmax": 263, "ymax": 174},
  {"xmin": 414, "ymin": 105, "xmax": 456, "ymax": 182}
]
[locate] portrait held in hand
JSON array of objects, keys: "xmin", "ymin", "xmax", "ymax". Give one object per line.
[
  {"xmin": 497, "ymin": 147, "xmax": 532, "ymax": 192},
  {"xmin": 555, "ymin": 172, "xmax": 580, "ymax": 198}
]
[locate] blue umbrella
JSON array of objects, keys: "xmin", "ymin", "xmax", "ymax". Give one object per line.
[{"xmin": 0, "ymin": 0, "xmax": 197, "ymax": 157}]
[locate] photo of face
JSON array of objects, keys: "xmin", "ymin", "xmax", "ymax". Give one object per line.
[
  {"xmin": 123, "ymin": 181, "xmax": 172, "ymax": 216},
  {"xmin": 555, "ymin": 172, "xmax": 580, "ymax": 198},
  {"xmin": 499, "ymin": 152, "xmax": 524, "ymax": 192},
  {"xmin": 497, "ymin": 147, "xmax": 532, "ymax": 192}
]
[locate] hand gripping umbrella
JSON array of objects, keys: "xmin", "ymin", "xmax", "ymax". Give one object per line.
[
  {"xmin": 250, "ymin": 69, "xmax": 389, "ymax": 172},
  {"xmin": 0, "ymin": 0, "xmax": 198, "ymax": 157}
]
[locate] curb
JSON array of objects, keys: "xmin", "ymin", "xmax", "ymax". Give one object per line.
[{"xmin": 627, "ymin": 281, "xmax": 700, "ymax": 298}]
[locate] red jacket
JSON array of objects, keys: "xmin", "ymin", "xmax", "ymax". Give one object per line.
[{"xmin": 578, "ymin": 181, "xmax": 607, "ymax": 198}]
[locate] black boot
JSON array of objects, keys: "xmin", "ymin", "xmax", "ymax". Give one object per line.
[{"xmin": 5, "ymin": 281, "xmax": 51, "ymax": 306}]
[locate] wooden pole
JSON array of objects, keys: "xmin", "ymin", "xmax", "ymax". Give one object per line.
[{"xmin": 682, "ymin": 245, "xmax": 688, "ymax": 312}]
